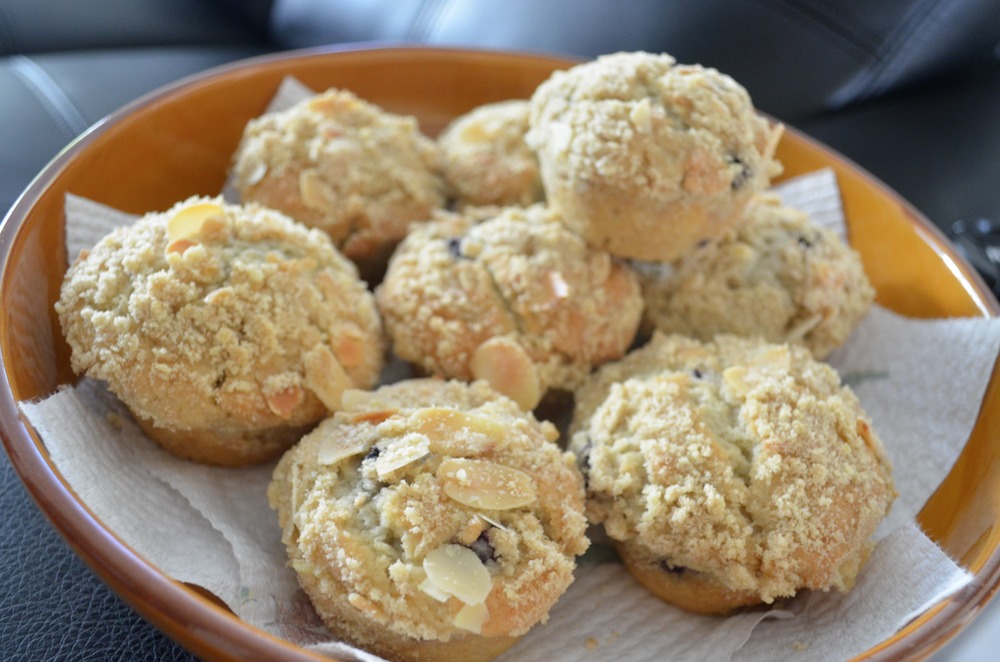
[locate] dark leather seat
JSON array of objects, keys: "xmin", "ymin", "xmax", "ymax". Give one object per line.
[{"xmin": 2, "ymin": 1, "xmax": 999, "ymax": 659}]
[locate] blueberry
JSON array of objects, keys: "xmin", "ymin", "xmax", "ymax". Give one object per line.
[
  {"xmin": 659, "ymin": 560, "xmax": 687, "ymax": 575},
  {"xmin": 467, "ymin": 531, "xmax": 497, "ymax": 564},
  {"xmin": 728, "ymin": 155, "xmax": 753, "ymax": 190},
  {"xmin": 446, "ymin": 237, "xmax": 465, "ymax": 259}
]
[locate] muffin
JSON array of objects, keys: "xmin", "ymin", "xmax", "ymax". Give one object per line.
[
  {"xmin": 438, "ymin": 100, "xmax": 544, "ymax": 208},
  {"xmin": 56, "ymin": 197, "xmax": 384, "ymax": 466},
  {"xmin": 569, "ymin": 333, "xmax": 895, "ymax": 614},
  {"xmin": 268, "ymin": 378, "xmax": 589, "ymax": 661},
  {"xmin": 527, "ymin": 51, "xmax": 783, "ymax": 261},
  {"xmin": 375, "ymin": 204, "xmax": 644, "ymax": 409},
  {"xmin": 637, "ymin": 193, "xmax": 875, "ymax": 358},
  {"xmin": 230, "ymin": 87, "xmax": 446, "ymax": 277}
]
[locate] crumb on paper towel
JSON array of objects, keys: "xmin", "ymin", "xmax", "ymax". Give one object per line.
[
  {"xmin": 793, "ymin": 641, "xmax": 810, "ymax": 652},
  {"xmin": 584, "ymin": 637, "xmax": 599, "ymax": 651}
]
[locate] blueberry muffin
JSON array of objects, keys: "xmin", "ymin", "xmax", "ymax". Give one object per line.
[
  {"xmin": 56, "ymin": 197, "xmax": 384, "ymax": 466},
  {"xmin": 230, "ymin": 87, "xmax": 446, "ymax": 277},
  {"xmin": 569, "ymin": 333, "xmax": 895, "ymax": 614},
  {"xmin": 268, "ymin": 378, "xmax": 589, "ymax": 661},
  {"xmin": 637, "ymin": 194, "xmax": 875, "ymax": 358},
  {"xmin": 438, "ymin": 100, "xmax": 544, "ymax": 208},
  {"xmin": 527, "ymin": 51, "xmax": 783, "ymax": 261},
  {"xmin": 375, "ymin": 204, "xmax": 643, "ymax": 409}
]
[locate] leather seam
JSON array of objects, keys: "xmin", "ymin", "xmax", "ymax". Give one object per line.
[
  {"xmin": 757, "ymin": 0, "xmax": 880, "ymax": 61},
  {"xmin": 859, "ymin": 0, "xmax": 953, "ymax": 96},
  {"xmin": 407, "ymin": 0, "xmax": 454, "ymax": 41},
  {"xmin": 7, "ymin": 55, "xmax": 89, "ymax": 139}
]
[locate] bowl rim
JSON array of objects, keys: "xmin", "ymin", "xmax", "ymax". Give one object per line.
[{"xmin": 1, "ymin": 42, "xmax": 998, "ymax": 661}]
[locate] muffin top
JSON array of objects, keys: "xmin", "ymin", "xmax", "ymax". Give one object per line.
[
  {"xmin": 438, "ymin": 99, "xmax": 543, "ymax": 207},
  {"xmin": 638, "ymin": 193, "xmax": 875, "ymax": 358},
  {"xmin": 230, "ymin": 87, "xmax": 445, "ymax": 262},
  {"xmin": 375, "ymin": 204, "xmax": 643, "ymax": 407},
  {"xmin": 268, "ymin": 378, "xmax": 589, "ymax": 644},
  {"xmin": 527, "ymin": 51, "xmax": 780, "ymax": 203},
  {"xmin": 570, "ymin": 333, "xmax": 895, "ymax": 603},
  {"xmin": 56, "ymin": 196, "xmax": 384, "ymax": 434}
]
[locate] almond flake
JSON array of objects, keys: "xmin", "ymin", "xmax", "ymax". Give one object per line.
[
  {"xmin": 478, "ymin": 513, "xmax": 511, "ymax": 533},
  {"xmin": 375, "ymin": 434, "xmax": 430, "ymax": 478},
  {"xmin": 423, "ymin": 544, "xmax": 492, "ymax": 605},
  {"xmin": 470, "ymin": 337, "xmax": 541, "ymax": 410},
  {"xmin": 418, "ymin": 578, "xmax": 451, "ymax": 603},
  {"xmin": 410, "ymin": 408, "xmax": 505, "ymax": 455},
  {"xmin": 341, "ymin": 388, "xmax": 378, "ymax": 411},
  {"xmin": 167, "ymin": 202, "xmax": 223, "ymax": 241},
  {"xmin": 165, "ymin": 239, "xmax": 197, "ymax": 255},
  {"xmin": 785, "ymin": 315, "xmax": 822, "ymax": 343},
  {"xmin": 265, "ymin": 385, "xmax": 304, "ymax": 419},
  {"xmin": 317, "ymin": 435, "xmax": 371, "ymax": 466},
  {"xmin": 347, "ymin": 409, "xmax": 397, "ymax": 426},
  {"xmin": 304, "ymin": 345, "xmax": 351, "ymax": 410},
  {"xmin": 453, "ymin": 602, "xmax": 490, "ymax": 634},
  {"xmin": 246, "ymin": 161, "xmax": 268, "ymax": 186},
  {"xmin": 299, "ymin": 169, "xmax": 336, "ymax": 211},
  {"xmin": 438, "ymin": 458, "xmax": 537, "ymax": 510},
  {"xmin": 722, "ymin": 366, "xmax": 750, "ymax": 398}
]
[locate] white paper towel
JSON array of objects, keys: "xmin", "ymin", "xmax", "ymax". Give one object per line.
[{"xmin": 27, "ymin": 141, "xmax": 1000, "ymax": 660}]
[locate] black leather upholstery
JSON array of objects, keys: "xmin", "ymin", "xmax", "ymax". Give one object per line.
[{"xmin": 2, "ymin": 1, "xmax": 999, "ymax": 660}]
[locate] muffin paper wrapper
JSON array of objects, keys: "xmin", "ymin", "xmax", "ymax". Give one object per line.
[{"xmin": 25, "ymin": 165, "xmax": 1000, "ymax": 660}]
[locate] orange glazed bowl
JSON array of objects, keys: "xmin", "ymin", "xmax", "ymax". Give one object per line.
[{"xmin": 1, "ymin": 45, "xmax": 998, "ymax": 661}]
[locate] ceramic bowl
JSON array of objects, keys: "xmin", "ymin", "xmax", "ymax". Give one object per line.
[{"xmin": 1, "ymin": 46, "xmax": 998, "ymax": 661}]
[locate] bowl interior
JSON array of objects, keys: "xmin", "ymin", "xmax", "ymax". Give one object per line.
[{"xmin": 1, "ymin": 46, "xmax": 998, "ymax": 660}]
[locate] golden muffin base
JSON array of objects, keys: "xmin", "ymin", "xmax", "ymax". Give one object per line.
[
  {"xmin": 135, "ymin": 416, "xmax": 313, "ymax": 467},
  {"xmin": 615, "ymin": 542, "xmax": 760, "ymax": 616}
]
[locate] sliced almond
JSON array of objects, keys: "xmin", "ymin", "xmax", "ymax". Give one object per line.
[
  {"xmin": 751, "ymin": 344, "xmax": 793, "ymax": 369},
  {"xmin": 856, "ymin": 418, "xmax": 879, "ymax": 455},
  {"xmin": 453, "ymin": 602, "xmax": 490, "ymax": 634},
  {"xmin": 347, "ymin": 410, "xmax": 397, "ymax": 426},
  {"xmin": 438, "ymin": 458, "xmax": 537, "ymax": 510},
  {"xmin": 317, "ymin": 434, "xmax": 371, "ymax": 466},
  {"xmin": 629, "ymin": 97, "xmax": 653, "ymax": 133},
  {"xmin": 418, "ymin": 578, "xmax": 451, "ymax": 603},
  {"xmin": 245, "ymin": 161, "xmax": 268, "ymax": 186},
  {"xmin": 478, "ymin": 513, "xmax": 511, "ymax": 533},
  {"xmin": 375, "ymin": 434, "xmax": 430, "ymax": 478},
  {"xmin": 785, "ymin": 315, "xmax": 822, "ymax": 343},
  {"xmin": 167, "ymin": 202, "xmax": 223, "ymax": 241},
  {"xmin": 423, "ymin": 544, "xmax": 492, "ymax": 605},
  {"xmin": 165, "ymin": 238, "xmax": 197, "ymax": 255},
  {"xmin": 470, "ymin": 337, "xmax": 541, "ymax": 410},
  {"xmin": 410, "ymin": 408, "xmax": 506, "ymax": 456},
  {"xmin": 722, "ymin": 366, "xmax": 750, "ymax": 398},
  {"xmin": 341, "ymin": 388, "xmax": 378, "ymax": 411},
  {"xmin": 304, "ymin": 345, "xmax": 351, "ymax": 411},
  {"xmin": 334, "ymin": 332, "xmax": 368, "ymax": 369},
  {"xmin": 299, "ymin": 169, "xmax": 336, "ymax": 211},
  {"xmin": 266, "ymin": 384, "xmax": 304, "ymax": 419},
  {"xmin": 458, "ymin": 122, "xmax": 489, "ymax": 143}
]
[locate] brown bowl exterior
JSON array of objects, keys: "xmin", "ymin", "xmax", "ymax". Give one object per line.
[{"xmin": 0, "ymin": 45, "xmax": 998, "ymax": 661}]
